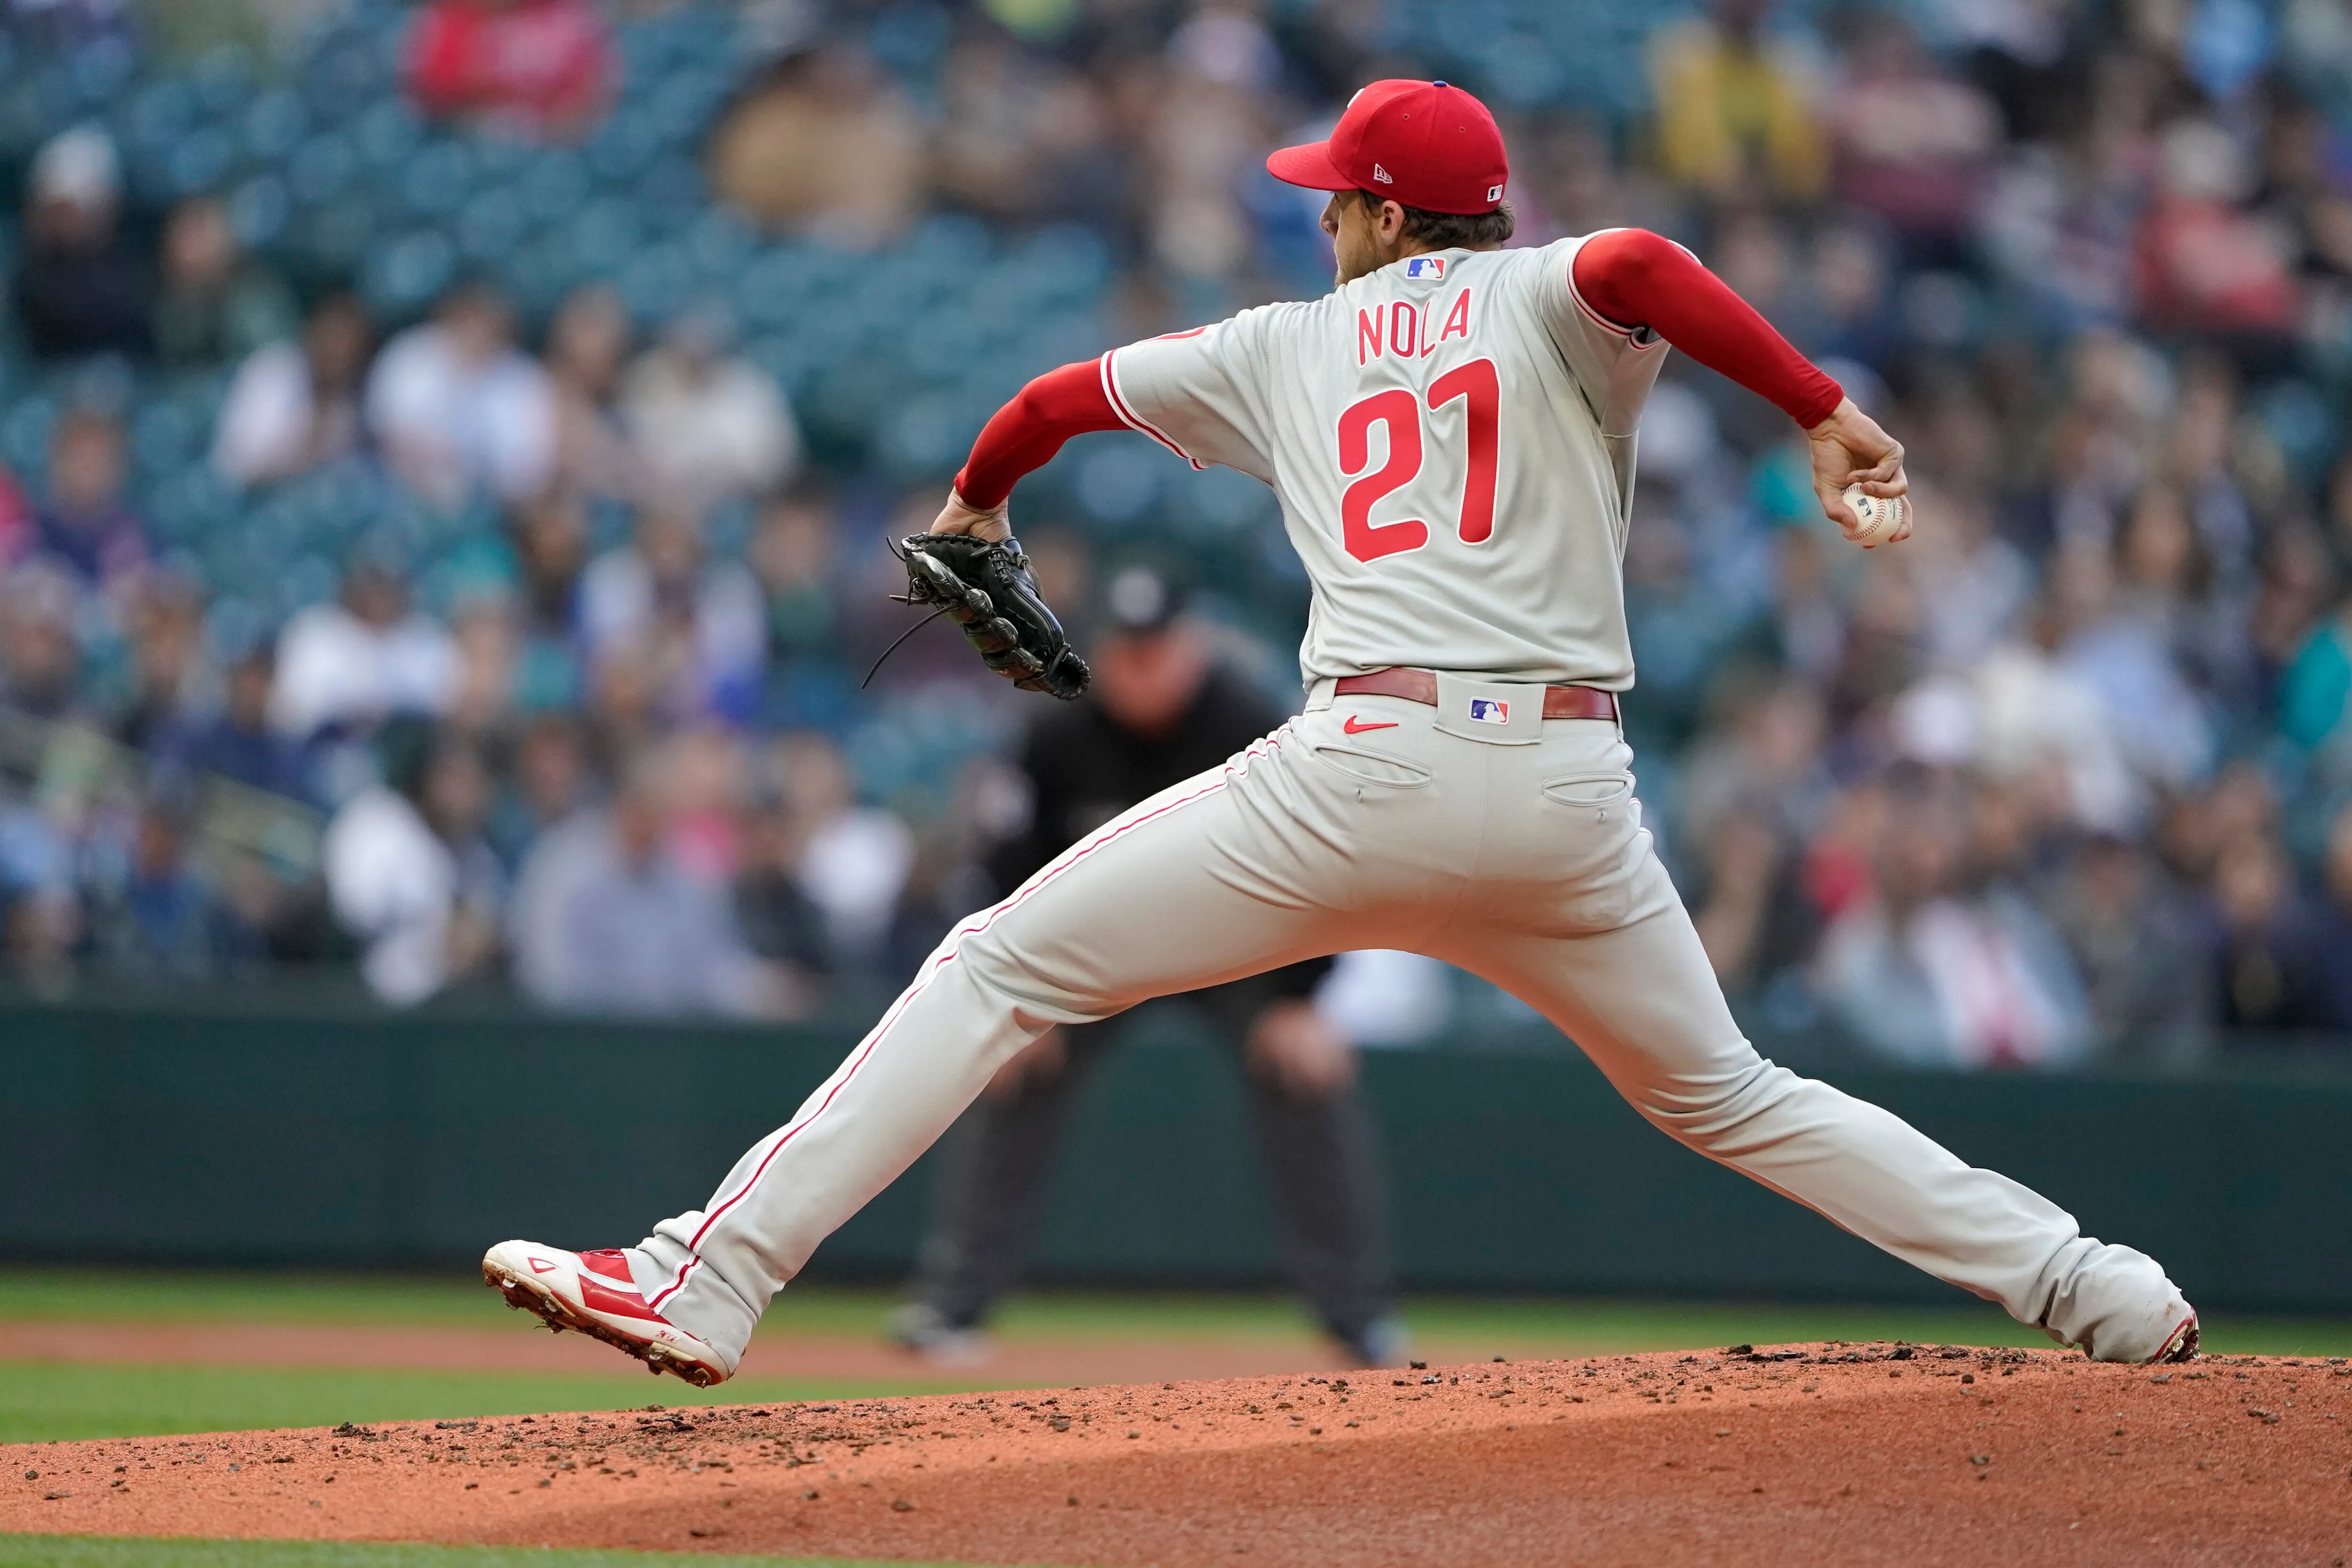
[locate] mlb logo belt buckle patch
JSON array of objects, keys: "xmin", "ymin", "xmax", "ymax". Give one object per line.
[{"xmin": 1432, "ymin": 672, "xmax": 1543, "ymax": 745}]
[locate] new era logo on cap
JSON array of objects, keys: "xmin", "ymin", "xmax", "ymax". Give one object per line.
[
  {"xmin": 1372, "ymin": 163, "xmax": 1393, "ymax": 184},
  {"xmin": 1468, "ymin": 697, "xmax": 1510, "ymax": 725}
]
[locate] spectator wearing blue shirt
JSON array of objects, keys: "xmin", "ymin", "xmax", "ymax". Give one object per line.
[
  {"xmin": 87, "ymin": 798, "xmax": 258, "ymax": 980},
  {"xmin": 507, "ymin": 754, "xmax": 783, "ymax": 1016},
  {"xmin": 32, "ymin": 407, "xmax": 146, "ymax": 593},
  {"xmin": 163, "ymin": 649, "xmax": 317, "ymax": 804}
]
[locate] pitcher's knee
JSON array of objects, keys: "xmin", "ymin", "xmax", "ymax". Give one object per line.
[
  {"xmin": 1631, "ymin": 1058, "xmax": 1808, "ymax": 1155},
  {"xmin": 951, "ymin": 923, "xmax": 1125, "ymax": 1030}
]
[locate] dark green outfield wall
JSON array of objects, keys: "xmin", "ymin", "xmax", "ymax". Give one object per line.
[{"xmin": 4, "ymin": 998, "xmax": 2349, "ymax": 1312}]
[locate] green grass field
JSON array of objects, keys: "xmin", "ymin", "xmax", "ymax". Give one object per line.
[
  {"xmin": 3, "ymin": 1265, "xmax": 2348, "ymax": 1449},
  {"xmin": 0, "ymin": 1538, "xmax": 959, "ymax": 1568},
  {"xmin": 0, "ymin": 1364, "xmax": 930, "ymax": 1447}
]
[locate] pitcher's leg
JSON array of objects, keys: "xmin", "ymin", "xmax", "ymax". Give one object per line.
[
  {"xmin": 630, "ymin": 747, "xmax": 1354, "ymax": 1364},
  {"xmin": 1434, "ymin": 855, "xmax": 2191, "ymax": 1362}
]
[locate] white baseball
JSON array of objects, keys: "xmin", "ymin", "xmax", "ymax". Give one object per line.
[{"xmin": 1842, "ymin": 483, "xmax": 1907, "ymax": 547}]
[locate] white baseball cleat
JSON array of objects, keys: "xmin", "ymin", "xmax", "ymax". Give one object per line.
[{"xmin": 481, "ymin": 1240, "xmax": 732, "ymax": 1387}]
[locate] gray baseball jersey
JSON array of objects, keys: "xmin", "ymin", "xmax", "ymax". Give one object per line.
[{"xmin": 1104, "ymin": 237, "xmax": 1667, "ymax": 689}]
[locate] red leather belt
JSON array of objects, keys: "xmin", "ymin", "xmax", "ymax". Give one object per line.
[{"xmin": 1332, "ymin": 668, "xmax": 1619, "ymax": 722}]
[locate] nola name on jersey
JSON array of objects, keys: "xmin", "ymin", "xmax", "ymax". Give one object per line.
[{"xmin": 1356, "ymin": 269, "xmax": 1475, "ymax": 365}]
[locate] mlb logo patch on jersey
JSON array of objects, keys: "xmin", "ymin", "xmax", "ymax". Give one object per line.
[
  {"xmin": 1403, "ymin": 256, "xmax": 1446, "ymax": 281},
  {"xmin": 1468, "ymin": 697, "xmax": 1509, "ymax": 725}
]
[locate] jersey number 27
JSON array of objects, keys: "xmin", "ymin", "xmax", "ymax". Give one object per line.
[{"xmin": 1336, "ymin": 357, "xmax": 1499, "ymax": 563}]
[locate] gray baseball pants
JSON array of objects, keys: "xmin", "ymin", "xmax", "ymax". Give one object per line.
[{"xmin": 628, "ymin": 681, "xmax": 2192, "ymax": 1370}]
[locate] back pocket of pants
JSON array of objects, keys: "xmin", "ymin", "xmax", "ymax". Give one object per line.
[
  {"xmin": 1541, "ymin": 772, "xmax": 1633, "ymax": 808},
  {"xmin": 1310, "ymin": 743, "xmax": 1433, "ymax": 790}
]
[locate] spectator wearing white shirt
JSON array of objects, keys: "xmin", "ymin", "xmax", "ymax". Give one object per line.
[
  {"xmin": 365, "ymin": 281, "xmax": 556, "ymax": 508},
  {"xmin": 323, "ymin": 722, "xmax": 502, "ymax": 1005},
  {"xmin": 619, "ymin": 305, "xmax": 800, "ymax": 514},
  {"xmin": 270, "ymin": 563, "xmax": 458, "ymax": 740},
  {"xmin": 213, "ymin": 291, "xmax": 373, "ymax": 488},
  {"xmin": 770, "ymin": 731, "xmax": 911, "ymax": 974}
]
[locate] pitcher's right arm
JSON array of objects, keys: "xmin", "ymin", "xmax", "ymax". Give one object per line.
[{"xmin": 1569, "ymin": 229, "xmax": 1908, "ymax": 544}]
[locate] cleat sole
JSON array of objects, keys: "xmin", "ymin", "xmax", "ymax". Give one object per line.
[{"xmin": 480, "ymin": 1259, "xmax": 725, "ymax": 1389}]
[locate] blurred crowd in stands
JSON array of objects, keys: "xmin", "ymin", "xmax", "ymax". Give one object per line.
[{"xmin": 4, "ymin": 0, "xmax": 2352, "ymax": 1073}]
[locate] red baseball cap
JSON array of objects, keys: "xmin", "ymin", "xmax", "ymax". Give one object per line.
[{"xmin": 1266, "ymin": 79, "xmax": 1509, "ymax": 216}]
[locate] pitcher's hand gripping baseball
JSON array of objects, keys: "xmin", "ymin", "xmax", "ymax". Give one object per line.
[{"xmin": 1809, "ymin": 397, "xmax": 1911, "ymax": 548}]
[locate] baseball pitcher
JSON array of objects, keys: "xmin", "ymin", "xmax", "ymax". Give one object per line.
[{"xmin": 486, "ymin": 80, "xmax": 2199, "ymax": 1381}]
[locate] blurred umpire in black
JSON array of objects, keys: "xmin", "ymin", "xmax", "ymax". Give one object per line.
[{"xmin": 892, "ymin": 565, "xmax": 1405, "ymax": 1367}]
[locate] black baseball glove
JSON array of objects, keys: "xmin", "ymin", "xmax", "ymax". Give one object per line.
[{"xmin": 885, "ymin": 532, "xmax": 1091, "ymax": 700}]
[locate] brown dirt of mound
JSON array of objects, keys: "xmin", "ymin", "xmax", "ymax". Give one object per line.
[
  {"xmin": 6, "ymin": 1343, "xmax": 2350, "ymax": 1567},
  {"xmin": 0, "ymin": 1320, "xmax": 1358, "ymax": 1389}
]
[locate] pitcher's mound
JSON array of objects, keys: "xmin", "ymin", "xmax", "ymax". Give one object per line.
[{"xmin": 6, "ymin": 1343, "xmax": 2346, "ymax": 1567}]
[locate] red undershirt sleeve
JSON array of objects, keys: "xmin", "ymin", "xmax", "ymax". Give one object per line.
[
  {"xmin": 952, "ymin": 358, "xmax": 1124, "ymax": 509},
  {"xmin": 1571, "ymin": 229, "xmax": 1844, "ymax": 428}
]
